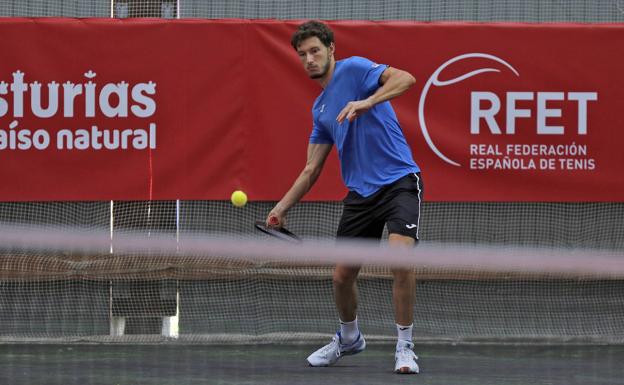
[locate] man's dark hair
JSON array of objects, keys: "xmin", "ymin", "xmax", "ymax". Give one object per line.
[{"xmin": 291, "ymin": 20, "xmax": 334, "ymax": 51}]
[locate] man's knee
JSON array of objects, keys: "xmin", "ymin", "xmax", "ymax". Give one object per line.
[{"xmin": 333, "ymin": 266, "xmax": 360, "ymax": 287}]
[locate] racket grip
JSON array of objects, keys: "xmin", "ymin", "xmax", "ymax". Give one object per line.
[{"xmin": 268, "ymin": 216, "xmax": 279, "ymax": 226}]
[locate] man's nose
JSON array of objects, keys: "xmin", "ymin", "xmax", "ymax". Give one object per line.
[{"xmin": 306, "ymin": 52, "xmax": 315, "ymax": 63}]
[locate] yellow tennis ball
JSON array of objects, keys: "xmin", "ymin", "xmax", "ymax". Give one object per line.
[{"xmin": 231, "ymin": 190, "xmax": 248, "ymax": 207}]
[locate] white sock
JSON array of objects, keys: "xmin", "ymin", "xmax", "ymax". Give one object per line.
[
  {"xmin": 339, "ymin": 318, "xmax": 360, "ymax": 344},
  {"xmin": 396, "ymin": 323, "xmax": 413, "ymax": 343}
]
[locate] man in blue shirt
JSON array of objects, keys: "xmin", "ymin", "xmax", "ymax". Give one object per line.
[{"xmin": 266, "ymin": 20, "xmax": 422, "ymax": 374}]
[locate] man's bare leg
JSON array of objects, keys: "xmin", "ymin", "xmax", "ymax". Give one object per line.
[
  {"xmin": 388, "ymin": 233, "xmax": 419, "ymax": 374},
  {"xmin": 388, "ymin": 233, "xmax": 416, "ymax": 325},
  {"xmin": 333, "ymin": 264, "xmax": 361, "ymax": 322},
  {"xmin": 306, "ymin": 264, "xmax": 365, "ymax": 367}
]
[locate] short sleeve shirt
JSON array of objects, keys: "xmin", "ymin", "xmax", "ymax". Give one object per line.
[{"xmin": 309, "ymin": 56, "xmax": 420, "ymax": 197}]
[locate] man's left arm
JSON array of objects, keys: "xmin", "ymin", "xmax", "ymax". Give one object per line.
[{"xmin": 336, "ymin": 67, "xmax": 416, "ymax": 123}]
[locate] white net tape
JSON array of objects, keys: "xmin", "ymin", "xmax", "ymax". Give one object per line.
[{"xmin": 1, "ymin": 224, "xmax": 623, "ymax": 277}]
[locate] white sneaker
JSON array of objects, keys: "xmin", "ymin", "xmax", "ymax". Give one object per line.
[
  {"xmin": 394, "ymin": 340, "xmax": 419, "ymax": 374},
  {"xmin": 307, "ymin": 332, "xmax": 366, "ymax": 367}
]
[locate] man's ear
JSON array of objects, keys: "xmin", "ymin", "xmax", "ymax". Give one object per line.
[{"xmin": 329, "ymin": 42, "xmax": 335, "ymax": 55}]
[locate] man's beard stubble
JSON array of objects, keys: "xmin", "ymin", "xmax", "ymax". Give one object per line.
[{"xmin": 309, "ymin": 58, "xmax": 330, "ymax": 79}]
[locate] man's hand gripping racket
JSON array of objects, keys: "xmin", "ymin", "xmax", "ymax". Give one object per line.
[{"xmin": 254, "ymin": 216, "xmax": 301, "ymax": 243}]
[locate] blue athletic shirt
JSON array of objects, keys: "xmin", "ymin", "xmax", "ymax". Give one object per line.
[{"xmin": 309, "ymin": 56, "xmax": 420, "ymax": 197}]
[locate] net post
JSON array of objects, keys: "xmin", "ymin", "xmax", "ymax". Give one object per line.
[
  {"xmin": 161, "ymin": 287, "xmax": 180, "ymax": 338},
  {"xmin": 108, "ymin": 201, "xmax": 122, "ymax": 336},
  {"xmin": 109, "ymin": 279, "xmax": 126, "ymax": 336},
  {"xmin": 110, "ymin": 317, "xmax": 126, "ymax": 337},
  {"xmin": 161, "ymin": 199, "xmax": 181, "ymax": 338}
]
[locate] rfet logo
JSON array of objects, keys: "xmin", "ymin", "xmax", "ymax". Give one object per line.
[{"xmin": 418, "ymin": 53, "xmax": 598, "ymax": 171}]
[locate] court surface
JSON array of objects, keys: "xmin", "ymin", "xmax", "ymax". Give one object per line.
[{"xmin": 1, "ymin": 343, "xmax": 622, "ymax": 385}]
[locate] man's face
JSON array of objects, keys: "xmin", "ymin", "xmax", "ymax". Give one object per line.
[{"xmin": 296, "ymin": 36, "xmax": 334, "ymax": 80}]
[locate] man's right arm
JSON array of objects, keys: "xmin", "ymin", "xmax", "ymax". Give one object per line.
[{"xmin": 266, "ymin": 143, "xmax": 333, "ymax": 226}]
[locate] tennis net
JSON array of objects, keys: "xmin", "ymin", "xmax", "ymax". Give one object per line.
[{"xmin": 0, "ymin": 211, "xmax": 622, "ymax": 345}]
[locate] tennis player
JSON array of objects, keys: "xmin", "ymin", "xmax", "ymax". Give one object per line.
[{"xmin": 266, "ymin": 20, "xmax": 422, "ymax": 374}]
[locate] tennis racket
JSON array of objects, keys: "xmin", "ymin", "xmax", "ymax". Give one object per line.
[{"xmin": 254, "ymin": 220, "xmax": 301, "ymax": 243}]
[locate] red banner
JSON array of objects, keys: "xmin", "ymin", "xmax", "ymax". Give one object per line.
[{"xmin": 0, "ymin": 19, "xmax": 622, "ymax": 202}]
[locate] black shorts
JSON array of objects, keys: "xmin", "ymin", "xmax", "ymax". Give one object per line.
[{"xmin": 337, "ymin": 173, "xmax": 424, "ymax": 240}]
